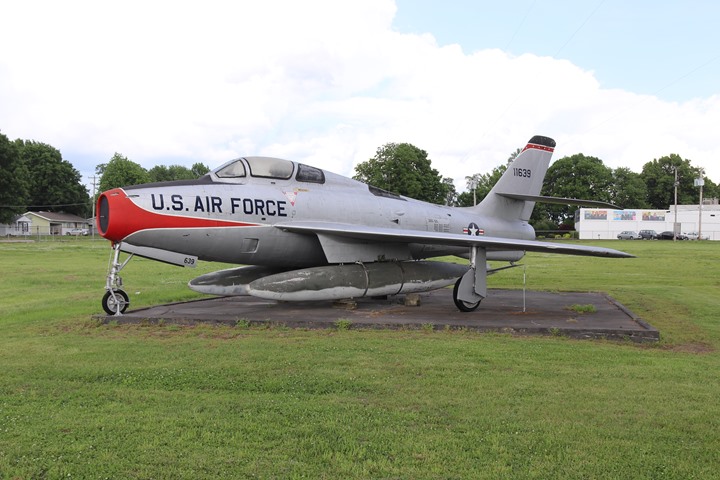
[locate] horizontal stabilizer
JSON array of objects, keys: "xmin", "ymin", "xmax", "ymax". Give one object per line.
[{"xmin": 496, "ymin": 193, "xmax": 621, "ymax": 210}]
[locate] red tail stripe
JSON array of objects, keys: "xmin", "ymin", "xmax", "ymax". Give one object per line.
[{"xmin": 521, "ymin": 143, "xmax": 555, "ymax": 153}]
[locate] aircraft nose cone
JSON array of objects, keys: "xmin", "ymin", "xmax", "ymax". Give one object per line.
[{"xmin": 96, "ymin": 189, "xmax": 129, "ymax": 242}]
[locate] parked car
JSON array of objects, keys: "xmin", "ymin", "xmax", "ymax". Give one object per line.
[
  {"xmin": 66, "ymin": 228, "xmax": 89, "ymax": 236},
  {"xmin": 658, "ymin": 231, "xmax": 688, "ymax": 240},
  {"xmin": 617, "ymin": 231, "xmax": 641, "ymax": 240},
  {"xmin": 638, "ymin": 229, "xmax": 658, "ymax": 240},
  {"xmin": 685, "ymin": 232, "xmax": 710, "ymax": 240}
]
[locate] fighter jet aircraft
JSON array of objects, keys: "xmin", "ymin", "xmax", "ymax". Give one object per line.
[{"xmin": 96, "ymin": 135, "xmax": 632, "ymax": 315}]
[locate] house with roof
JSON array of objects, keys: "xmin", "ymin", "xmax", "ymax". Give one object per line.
[
  {"xmin": 0, "ymin": 211, "xmax": 90, "ymax": 236},
  {"xmin": 0, "ymin": 214, "xmax": 32, "ymax": 236}
]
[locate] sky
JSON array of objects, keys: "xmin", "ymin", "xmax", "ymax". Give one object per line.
[{"xmin": 1, "ymin": 0, "xmax": 719, "ymax": 196}]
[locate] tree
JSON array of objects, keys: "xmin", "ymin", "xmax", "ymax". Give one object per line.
[
  {"xmin": 507, "ymin": 148, "xmax": 522, "ymax": 164},
  {"xmin": 147, "ymin": 162, "xmax": 211, "ymax": 183},
  {"xmin": 611, "ymin": 167, "xmax": 649, "ymax": 209},
  {"xmin": 148, "ymin": 164, "xmax": 197, "ymax": 183},
  {"xmin": 541, "ymin": 154, "xmax": 613, "ymax": 226},
  {"xmin": 457, "ymin": 165, "xmax": 508, "ymax": 207},
  {"xmin": 97, "ymin": 153, "xmax": 150, "ymax": 193},
  {"xmin": 0, "ymin": 132, "xmax": 30, "ymax": 223},
  {"xmin": 353, "ymin": 143, "xmax": 450, "ymax": 204},
  {"xmin": 700, "ymin": 177, "xmax": 718, "ymax": 203},
  {"xmin": 640, "ymin": 154, "xmax": 702, "ymax": 208},
  {"xmin": 191, "ymin": 162, "xmax": 210, "ymax": 177},
  {"xmin": 442, "ymin": 178, "xmax": 458, "ymax": 206},
  {"xmin": 16, "ymin": 140, "xmax": 89, "ymax": 216}
]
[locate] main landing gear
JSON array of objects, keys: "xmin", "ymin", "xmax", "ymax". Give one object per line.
[
  {"xmin": 102, "ymin": 242, "xmax": 133, "ymax": 315},
  {"xmin": 452, "ymin": 277, "xmax": 481, "ymax": 312},
  {"xmin": 452, "ymin": 245, "xmax": 487, "ymax": 312}
]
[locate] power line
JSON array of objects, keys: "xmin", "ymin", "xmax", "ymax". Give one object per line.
[
  {"xmin": 554, "ymin": 0, "xmax": 606, "ymax": 57},
  {"xmin": 0, "ymin": 202, "xmax": 91, "ymax": 208}
]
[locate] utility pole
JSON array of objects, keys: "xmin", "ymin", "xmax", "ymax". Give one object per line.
[
  {"xmin": 672, "ymin": 166, "xmax": 678, "ymax": 242},
  {"xmin": 468, "ymin": 177, "xmax": 478, "ymax": 206},
  {"xmin": 89, "ymin": 175, "xmax": 97, "ymax": 238}
]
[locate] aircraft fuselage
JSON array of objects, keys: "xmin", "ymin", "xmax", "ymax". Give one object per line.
[{"xmin": 98, "ymin": 158, "xmax": 532, "ymax": 268}]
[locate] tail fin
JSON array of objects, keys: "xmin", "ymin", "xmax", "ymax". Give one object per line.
[{"xmin": 473, "ymin": 135, "xmax": 556, "ymax": 222}]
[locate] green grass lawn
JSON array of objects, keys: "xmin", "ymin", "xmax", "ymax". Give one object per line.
[{"xmin": 1, "ymin": 238, "xmax": 719, "ymax": 479}]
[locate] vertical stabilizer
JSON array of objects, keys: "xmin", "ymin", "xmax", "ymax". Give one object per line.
[{"xmin": 473, "ymin": 135, "xmax": 555, "ymax": 222}]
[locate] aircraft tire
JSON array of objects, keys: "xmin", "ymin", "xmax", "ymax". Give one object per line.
[
  {"xmin": 102, "ymin": 289, "xmax": 129, "ymax": 315},
  {"xmin": 452, "ymin": 278, "xmax": 481, "ymax": 312}
]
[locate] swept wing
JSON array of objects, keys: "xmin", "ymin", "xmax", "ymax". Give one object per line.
[{"xmin": 275, "ymin": 221, "xmax": 634, "ymax": 258}]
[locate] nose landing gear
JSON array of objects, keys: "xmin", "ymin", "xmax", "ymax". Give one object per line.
[{"xmin": 102, "ymin": 242, "xmax": 133, "ymax": 315}]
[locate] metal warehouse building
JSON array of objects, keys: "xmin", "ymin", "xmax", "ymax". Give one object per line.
[{"xmin": 575, "ymin": 204, "xmax": 720, "ymax": 240}]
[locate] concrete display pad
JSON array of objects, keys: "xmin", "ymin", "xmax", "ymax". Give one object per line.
[{"xmin": 96, "ymin": 288, "xmax": 659, "ymax": 342}]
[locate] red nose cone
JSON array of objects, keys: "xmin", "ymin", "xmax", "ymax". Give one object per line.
[
  {"xmin": 96, "ymin": 188, "xmax": 259, "ymax": 243},
  {"xmin": 96, "ymin": 188, "xmax": 135, "ymax": 242}
]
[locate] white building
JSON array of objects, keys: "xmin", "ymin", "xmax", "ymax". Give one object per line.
[{"xmin": 575, "ymin": 204, "xmax": 720, "ymax": 240}]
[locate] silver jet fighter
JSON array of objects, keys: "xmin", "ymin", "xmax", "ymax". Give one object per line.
[{"xmin": 96, "ymin": 135, "xmax": 632, "ymax": 315}]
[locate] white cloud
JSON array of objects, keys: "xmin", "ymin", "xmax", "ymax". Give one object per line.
[{"xmin": 1, "ymin": 0, "xmax": 718, "ymax": 192}]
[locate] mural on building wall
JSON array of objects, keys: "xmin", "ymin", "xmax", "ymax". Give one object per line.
[
  {"xmin": 642, "ymin": 211, "xmax": 666, "ymax": 221},
  {"xmin": 613, "ymin": 210, "xmax": 637, "ymax": 221},
  {"xmin": 584, "ymin": 210, "xmax": 607, "ymax": 220}
]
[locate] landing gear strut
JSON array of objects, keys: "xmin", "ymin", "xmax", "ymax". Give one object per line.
[
  {"xmin": 452, "ymin": 245, "xmax": 487, "ymax": 312},
  {"xmin": 102, "ymin": 242, "xmax": 133, "ymax": 315}
]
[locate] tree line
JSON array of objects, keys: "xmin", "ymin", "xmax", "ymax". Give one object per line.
[
  {"xmin": 0, "ymin": 133, "xmax": 89, "ymax": 223},
  {"xmin": 2, "ymin": 130, "xmax": 716, "ymax": 230},
  {"xmin": 95, "ymin": 153, "xmax": 209, "ymax": 194},
  {"xmin": 0, "ymin": 132, "xmax": 210, "ymax": 223},
  {"xmin": 354, "ymin": 142, "xmax": 718, "ymax": 229}
]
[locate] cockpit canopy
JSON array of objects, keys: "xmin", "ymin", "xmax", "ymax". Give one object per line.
[{"xmin": 213, "ymin": 157, "xmax": 325, "ymax": 184}]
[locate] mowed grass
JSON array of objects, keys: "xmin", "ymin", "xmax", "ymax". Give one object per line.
[{"xmin": 1, "ymin": 238, "xmax": 719, "ymax": 479}]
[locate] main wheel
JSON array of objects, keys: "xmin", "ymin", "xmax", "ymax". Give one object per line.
[
  {"xmin": 452, "ymin": 278, "xmax": 481, "ymax": 312},
  {"xmin": 102, "ymin": 289, "xmax": 129, "ymax": 315}
]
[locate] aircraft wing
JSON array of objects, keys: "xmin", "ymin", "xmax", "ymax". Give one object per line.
[{"xmin": 274, "ymin": 221, "xmax": 634, "ymax": 258}]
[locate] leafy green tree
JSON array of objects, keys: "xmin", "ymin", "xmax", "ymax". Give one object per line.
[
  {"xmin": 147, "ymin": 162, "xmax": 210, "ymax": 183},
  {"xmin": 191, "ymin": 162, "xmax": 210, "ymax": 177},
  {"xmin": 457, "ymin": 165, "xmax": 508, "ymax": 207},
  {"xmin": 700, "ymin": 176, "xmax": 718, "ymax": 203},
  {"xmin": 148, "ymin": 165, "xmax": 197, "ymax": 182},
  {"xmin": 541, "ymin": 154, "xmax": 613, "ymax": 226},
  {"xmin": 507, "ymin": 148, "xmax": 521, "ymax": 164},
  {"xmin": 353, "ymin": 143, "xmax": 450, "ymax": 204},
  {"xmin": 97, "ymin": 153, "xmax": 150, "ymax": 193},
  {"xmin": 442, "ymin": 178, "xmax": 458, "ymax": 206},
  {"xmin": 456, "ymin": 145, "xmax": 522, "ymax": 207},
  {"xmin": 16, "ymin": 140, "xmax": 89, "ymax": 216},
  {"xmin": 0, "ymin": 133, "xmax": 30, "ymax": 223},
  {"xmin": 611, "ymin": 167, "xmax": 649, "ymax": 209},
  {"xmin": 640, "ymin": 154, "xmax": 699, "ymax": 208}
]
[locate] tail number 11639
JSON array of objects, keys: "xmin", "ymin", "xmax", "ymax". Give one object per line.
[{"xmin": 513, "ymin": 167, "xmax": 531, "ymax": 178}]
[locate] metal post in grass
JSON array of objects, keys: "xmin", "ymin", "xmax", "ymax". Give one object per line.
[
  {"xmin": 523, "ymin": 264, "xmax": 527, "ymax": 313},
  {"xmin": 695, "ymin": 169, "xmax": 704, "ymax": 240}
]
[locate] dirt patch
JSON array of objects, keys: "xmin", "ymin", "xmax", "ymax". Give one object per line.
[{"xmin": 663, "ymin": 342, "xmax": 716, "ymax": 354}]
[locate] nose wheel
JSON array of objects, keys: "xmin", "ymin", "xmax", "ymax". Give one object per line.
[
  {"xmin": 102, "ymin": 242, "xmax": 134, "ymax": 316},
  {"xmin": 102, "ymin": 289, "xmax": 129, "ymax": 315}
]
